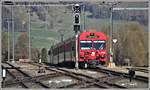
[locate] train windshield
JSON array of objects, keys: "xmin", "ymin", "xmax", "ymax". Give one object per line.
[
  {"xmin": 93, "ymin": 41, "xmax": 106, "ymax": 50},
  {"xmin": 80, "ymin": 41, "xmax": 92, "ymax": 50}
]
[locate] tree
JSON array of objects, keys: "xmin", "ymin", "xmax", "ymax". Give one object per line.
[
  {"xmin": 31, "ymin": 48, "xmax": 40, "ymax": 63},
  {"xmin": 15, "ymin": 32, "xmax": 29, "ymax": 60},
  {"xmin": 2, "ymin": 31, "xmax": 13, "ymax": 62},
  {"xmin": 114, "ymin": 22, "xmax": 148, "ymax": 66},
  {"xmin": 41, "ymin": 48, "xmax": 47, "ymax": 63},
  {"xmin": 2, "ymin": 32, "xmax": 8, "ymax": 62}
]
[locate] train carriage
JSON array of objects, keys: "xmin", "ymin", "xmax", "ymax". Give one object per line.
[{"xmin": 48, "ymin": 30, "xmax": 108, "ymax": 68}]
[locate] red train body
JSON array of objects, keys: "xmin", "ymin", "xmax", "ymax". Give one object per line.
[{"xmin": 48, "ymin": 30, "xmax": 108, "ymax": 68}]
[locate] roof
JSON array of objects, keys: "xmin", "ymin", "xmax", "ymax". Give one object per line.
[{"xmin": 79, "ymin": 31, "xmax": 107, "ymax": 40}]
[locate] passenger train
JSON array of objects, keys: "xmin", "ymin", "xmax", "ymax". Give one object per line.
[{"xmin": 48, "ymin": 30, "xmax": 108, "ymax": 68}]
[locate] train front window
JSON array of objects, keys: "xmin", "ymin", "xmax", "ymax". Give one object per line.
[
  {"xmin": 80, "ymin": 41, "xmax": 92, "ymax": 50},
  {"xmin": 93, "ymin": 41, "xmax": 106, "ymax": 50}
]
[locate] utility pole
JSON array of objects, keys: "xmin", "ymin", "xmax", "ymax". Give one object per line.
[
  {"xmin": 73, "ymin": 4, "xmax": 81, "ymax": 69},
  {"xmin": 12, "ymin": 5, "xmax": 15, "ymax": 63},
  {"xmin": 0, "ymin": 3, "xmax": 1, "ymax": 89},
  {"xmin": 109, "ymin": 3, "xmax": 113, "ymax": 64},
  {"xmin": 28, "ymin": 5, "xmax": 31, "ymax": 61},
  {"xmin": 6, "ymin": 20, "xmax": 11, "ymax": 62},
  {"xmin": 43, "ymin": 6, "xmax": 48, "ymax": 31},
  {"xmin": 83, "ymin": 4, "xmax": 86, "ymax": 31},
  {"xmin": 99, "ymin": 1, "xmax": 121, "ymax": 68},
  {"xmin": 61, "ymin": 33, "xmax": 64, "ymax": 42}
]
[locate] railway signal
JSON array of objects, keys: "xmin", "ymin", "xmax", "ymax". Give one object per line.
[
  {"xmin": 73, "ymin": 4, "xmax": 81, "ymax": 69},
  {"xmin": 74, "ymin": 25, "xmax": 80, "ymax": 34},
  {"xmin": 73, "ymin": 4, "xmax": 81, "ymax": 13},
  {"xmin": 73, "ymin": 4, "xmax": 81, "ymax": 34},
  {"xmin": 74, "ymin": 14, "xmax": 80, "ymax": 24}
]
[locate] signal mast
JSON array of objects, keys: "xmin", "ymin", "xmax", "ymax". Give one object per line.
[{"xmin": 73, "ymin": 4, "xmax": 81, "ymax": 69}]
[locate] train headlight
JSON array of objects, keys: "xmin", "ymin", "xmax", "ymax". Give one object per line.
[
  {"xmin": 100, "ymin": 54, "xmax": 105, "ymax": 59},
  {"xmin": 91, "ymin": 52, "xmax": 95, "ymax": 56}
]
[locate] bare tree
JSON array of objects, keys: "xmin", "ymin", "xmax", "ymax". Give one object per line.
[
  {"xmin": 114, "ymin": 22, "xmax": 148, "ymax": 66},
  {"xmin": 31, "ymin": 48, "xmax": 40, "ymax": 62},
  {"xmin": 15, "ymin": 32, "xmax": 29, "ymax": 60}
]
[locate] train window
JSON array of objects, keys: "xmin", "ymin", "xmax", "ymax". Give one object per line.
[
  {"xmin": 93, "ymin": 41, "xmax": 106, "ymax": 50},
  {"xmin": 80, "ymin": 41, "xmax": 92, "ymax": 50}
]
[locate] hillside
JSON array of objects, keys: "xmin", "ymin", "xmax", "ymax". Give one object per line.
[{"xmin": 2, "ymin": 1, "xmax": 148, "ymax": 66}]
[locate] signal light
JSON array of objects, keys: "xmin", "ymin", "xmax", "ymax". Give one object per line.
[
  {"xmin": 74, "ymin": 25, "xmax": 80, "ymax": 33},
  {"xmin": 75, "ymin": 14, "xmax": 80, "ymax": 24},
  {"xmin": 73, "ymin": 4, "xmax": 81, "ymax": 13}
]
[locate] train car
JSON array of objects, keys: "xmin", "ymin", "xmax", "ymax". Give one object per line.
[{"xmin": 48, "ymin": 30, "xmax": 108, "ymax": 68}]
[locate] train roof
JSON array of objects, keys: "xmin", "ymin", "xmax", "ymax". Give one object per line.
[{"xmin": 79, "ymin": 31, "xmax": 107, "ymax": 40}]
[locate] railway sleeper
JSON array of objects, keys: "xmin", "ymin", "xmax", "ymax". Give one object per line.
[{"xmin": 4, "ymin": 62, "xmax": 51, "ymax": 88}]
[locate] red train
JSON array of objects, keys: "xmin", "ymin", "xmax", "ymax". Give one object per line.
[{"xmin": 48, "ymin": 30, "xmax": 108, "ymax": 68}]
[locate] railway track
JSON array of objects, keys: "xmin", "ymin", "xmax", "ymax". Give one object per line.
[
  {"xmin": 55, "ymin": 68, "xmax": 126, "ymax": 88},
  {"xmin": 90, "ymin": 66, "xmax": 148, "ymax": 83},
  {"xmin": 4, "ymin": 68, "xmax": 29, "ymax": 88},
  {"xmin": 126, "ymin": 67, "xmax": 148, "ymax": 73},
  {"xmin": 29, "ymin": 63, "xmax": 129, "ymax": 88},
  {"xmin": 2, "ymin": 62, "xmax": 148, "ymax": 88},
  {"xmin": 44, "ymin": 63, "xmax": 148, "ymax": 88},
  {"xmin": 2, "ymin": 62, "xmax": 51, "ymax": 88}
]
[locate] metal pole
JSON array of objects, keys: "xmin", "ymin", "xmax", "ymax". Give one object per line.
[
  {"xmin": 7, "ymin": 21, "xmax": 10, "ymax": 62},
  {"xmin": 0, "ymin": 2, "xmax": 2, "ymax": 87},
  {"xmin": 12, "ymin": 5, "xmax": 15, "ymax": 63},
  {"xmin": 28, "ymin": 5, "xmax": 31, "ymax": 61},
  {"xmin": 46, "ymin": 6, "xmax": 48, "ymax": 31},
  {"xmin": 45, "ymin": 8, "xmax": 47, "ymax": 31},
  {"xmin": 83, "ymin": 4, "xmax": 85, "ymax": 31},
  {"xmin": 75, "ymin": 32, "xmax": 79, "ymax": 69},
  {"xmin": 43, "ymin": 6, "xmax": 50, "ymax": 31},
  {"xmin": 73, "ymin": 4, "xmax": 80, "ymax": 69},
  {"xmin": 61, "ymin": 34, "xmax": 63, "ymax": 42},
  {"xmin": 109, "ymin": 4, "xmax": 113, "ymax": 63}
]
